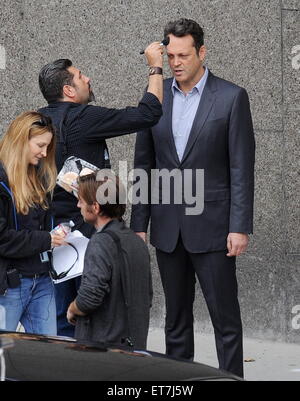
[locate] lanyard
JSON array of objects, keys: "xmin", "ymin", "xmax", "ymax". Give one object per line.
[{"xmin": 0, "ymin": 181, "xmax": 18, "ymax": 230}]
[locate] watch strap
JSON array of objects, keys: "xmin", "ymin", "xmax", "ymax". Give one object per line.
[{"xmin": 149, "ymin": 67, "xmax": 163, "ymax": 75}]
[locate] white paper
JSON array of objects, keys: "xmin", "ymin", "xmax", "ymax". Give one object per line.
[{"xmin": 52, "ymin": 230, "xmax": 89, "ymax": 284}]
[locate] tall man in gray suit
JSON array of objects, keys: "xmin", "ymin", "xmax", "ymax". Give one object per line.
[{"xmin": 130, "ymin": 18, "xmax": 255, "ymax": 378}]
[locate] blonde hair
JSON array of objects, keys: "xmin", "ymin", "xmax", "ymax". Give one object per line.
[{"xmin": 0, "ymin": 111, "xmax": 57, "ymax": 214}]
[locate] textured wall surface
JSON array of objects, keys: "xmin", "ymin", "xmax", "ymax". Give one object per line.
[{"xmin": 0, "ymin": 0, "xmax": 299, "ymax": 342}]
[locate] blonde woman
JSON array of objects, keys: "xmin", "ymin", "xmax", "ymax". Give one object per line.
[{"xmin": 0, "ymin": 111, "xmax": 65, "ymax": 335}]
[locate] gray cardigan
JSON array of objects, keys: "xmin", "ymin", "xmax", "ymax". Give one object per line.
[{"xmin": 75, "ymin": 219, "xmax": 152, "ymax": 349}]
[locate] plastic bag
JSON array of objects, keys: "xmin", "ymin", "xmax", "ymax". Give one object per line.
[{"xmin": 56, "ymin": 156, "xmax": 98, "ymax": 197}]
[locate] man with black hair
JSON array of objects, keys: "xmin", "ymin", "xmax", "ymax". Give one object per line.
[
  {"xmin": 38, "ymin": 42, "xmax": 163, "ymax": 337},
  {"xmin": 67, "ymin": 171, "xmax": 152, "ymax": 349},
  {"xmin": 131, "ymin": 18, "xmax": 255, "ymax": 377}
]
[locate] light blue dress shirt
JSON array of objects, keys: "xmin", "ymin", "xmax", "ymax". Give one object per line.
[{"xmin": 172, "ymin": 67, "xmax": 209, "ymax": 161}]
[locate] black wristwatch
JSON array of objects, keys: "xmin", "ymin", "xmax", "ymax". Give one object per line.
[{"xmin": 149, "ymin": 66, "xmax": 163, "ymax": 75}]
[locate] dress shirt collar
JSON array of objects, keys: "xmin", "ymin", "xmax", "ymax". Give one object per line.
[{"xmin": 171, "ymin": 66, "xmax": 208, "ymax": 96}]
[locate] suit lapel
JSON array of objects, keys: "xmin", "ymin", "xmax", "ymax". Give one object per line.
[
  {"xmin": 180, "ymin": 72, "xmax": 217, "ymax": 164},
  {"xmin": 164, "ymin": 80, "xmax": 181, "ymax": 165}
]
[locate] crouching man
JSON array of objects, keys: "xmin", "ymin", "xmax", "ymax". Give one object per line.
[{"xmin": 67, "ymin": 171, "xmax": 152, "ymax": 349}]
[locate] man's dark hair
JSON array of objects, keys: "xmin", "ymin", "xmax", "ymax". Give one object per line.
[
  {"xmin": 39, "ymin": 59, "xmax": 74, "ymax": 103},
  {"xmin": 78, "ymin": 171, "xmax": 126, "ymax": 220},
  {"xmin": 164, "ymin": 18, "xmax": 204, "ymax": 53}
]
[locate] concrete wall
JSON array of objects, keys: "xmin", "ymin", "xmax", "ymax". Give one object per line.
[{"xmin": 0, "ymin": 0, "xmax": 299, "ymax": 342}]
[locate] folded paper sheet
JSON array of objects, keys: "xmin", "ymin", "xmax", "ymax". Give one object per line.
[{"xmin": 52, "ymin": 230, "xmax": 89, "ymax": 284}]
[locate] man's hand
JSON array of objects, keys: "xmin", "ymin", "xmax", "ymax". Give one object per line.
[
  {"xmin": 226, "ymin": 233, "xmax": 249, "ymax": 257},
  {"xmin": 144, "ymin": 41, "xmax": 164, "ymax": 68},
  {"xmin": 67, "ymin": 307, "xmax": 77, "ymax": 326},
  {"xmin": 136, "ymin": 232, "xmax": 147, "ymax": 242},
  {"xmin": 144, "ymin": 41, "xmax": 164, "ymax": 104},
  {"xmin": 67, "ymin": 300, "xmax": 86, "ymax": 325}
]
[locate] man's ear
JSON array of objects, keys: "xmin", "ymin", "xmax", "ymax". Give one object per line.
[
  {"xmin": 198, "ymin": 45, "xmax": 207, "ymax": 62},
  {"xmin": 62, "ymin": 84, "xmax": 76, "ymax": 99},
  {"xmin": 93, "ymin": 202, "xmax": 101, "ymax": 215}
]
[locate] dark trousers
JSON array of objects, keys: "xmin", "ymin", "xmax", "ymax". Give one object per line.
[
  {"xmin": 156, "ymin": 236, "xmax": 244, "ymax": 378},
  {"xmin": 55, "ymin": 276, "xmax": 81, "ymax": 337}
]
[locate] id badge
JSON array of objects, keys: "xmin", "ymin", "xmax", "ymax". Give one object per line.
[{"xmin": 40, "ymin": 251, "xmax": 50, "ymax": 263}]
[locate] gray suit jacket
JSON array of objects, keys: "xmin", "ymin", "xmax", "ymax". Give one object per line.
[{"xmin": 130, "ymin": 71, "xmax": 255, "ymax": 253}]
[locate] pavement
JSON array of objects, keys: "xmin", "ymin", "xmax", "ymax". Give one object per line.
[{"xmin": 146, "ymin": 328, "xmax": 300, "ymax": 381}]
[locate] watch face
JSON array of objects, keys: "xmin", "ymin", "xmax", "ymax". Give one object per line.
[{"xmin": 149, "ymin": 67, "xmax": 155, "ymax": 74}]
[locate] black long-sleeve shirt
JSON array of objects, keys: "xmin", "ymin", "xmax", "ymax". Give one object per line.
[{"xmin": 39, "ymin": 92, "xmax": 162, "ymax": 232}]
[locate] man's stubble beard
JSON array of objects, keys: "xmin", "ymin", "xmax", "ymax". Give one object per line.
[{"xmin": 88, "ymin": 90, "xmax": 96, "ymax": 103}]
